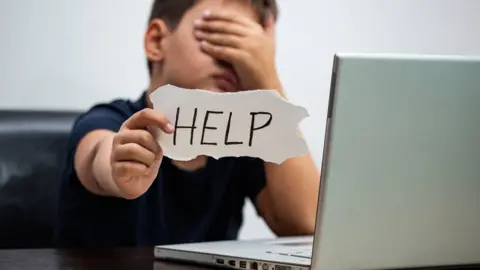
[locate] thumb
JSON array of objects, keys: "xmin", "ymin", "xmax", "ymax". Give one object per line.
[{"xmin": 264, "ymin": 12, "xmax": 275, "ymax": 37}]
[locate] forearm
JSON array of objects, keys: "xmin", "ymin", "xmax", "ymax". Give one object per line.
[
  {"xmin": 91, "ymin": 134, "xmax": 124, "ymax": 198},
  {"xmin": 264, "ymin": 151, "xmax": 320, "ymax": 235},
  {"xmin": 264, "ymin": 81, "xmax": 320, "ymax": 235}
]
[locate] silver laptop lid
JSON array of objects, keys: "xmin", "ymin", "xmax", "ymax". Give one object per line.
[{"xmin": 312, "ymin": 54, "xmax": 480, "ymax": 270}]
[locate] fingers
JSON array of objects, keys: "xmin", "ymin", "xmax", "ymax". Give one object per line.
[
  {"xmin": 194, "ymin": 19, "xmax": 247, "ymax": 36},
  {"xmin": 115, "ymin": 129, "xmax": 160, "ymax": 154},
  {"xmin": 114, "ymin": 143, "xmax": 157, "ymax": 166},
  {"xmin": 123, "ymin": 108, "xmax": 174, "ymax": 134},
  {"xmin": 110, "ymin": 109, "xmax": 168, "ymax": 199},
  {"xmin": 112, "ymin": 162, "xmax": 149, "ymax": 181},
  {"xmin": 200, "ymin": 41, "xmax": 247, "ymax": 63},
  {"xmin": 195, "ymin": 31, "xmax": 242, "ymax": 48},
  {"xmin": 149, "ymin": 150, "xmax": 163, "ymax": 172},
  {"xmin": 113, "ymin": 128, "xmax": 162, "ymax": 167},
  {"xmin": 201, "ymin": 9, "xmax": 257, "ymax": 28}
]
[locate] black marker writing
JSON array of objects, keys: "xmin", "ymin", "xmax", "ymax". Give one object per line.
[
  {"xmin": 201, "ymin": 110, "xmax": 223, "ymax": 145},
  {"xmin": 173, "ymin": 107, "xmax": 198, "ymax": 145},
  {"xmin": 249, "ymin": 112, "xmax": 273, "ymax": 147},
  {"xmin": 224, "ymin": 112, "xmax": 243, "ymax": 145}
]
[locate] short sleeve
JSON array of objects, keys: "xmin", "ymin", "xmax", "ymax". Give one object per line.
[
  {"xmin": 68, "ymin": 102, "xmax": 130, "ymax": 153},
  {"xmin": 236, "ymin": 157, "xmax": 267, "ymax": 215}
]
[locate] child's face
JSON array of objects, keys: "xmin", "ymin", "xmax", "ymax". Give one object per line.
[{"xmin": 150, "ymin": 0, "xmax": 261, "ymax": 92}]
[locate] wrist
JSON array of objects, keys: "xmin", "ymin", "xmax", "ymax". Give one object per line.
[{"xmin": 94, "ymin": 134, "xmax": 125, "ymax": 198}]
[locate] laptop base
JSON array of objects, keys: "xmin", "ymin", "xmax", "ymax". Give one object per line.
[{"xmin": 154, "ymin": 236, "xmax": 313, "ymax": 270}]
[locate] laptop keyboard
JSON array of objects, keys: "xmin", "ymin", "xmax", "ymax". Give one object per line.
[{"xmin": 266, "ymin": 250, "xmax": 312, "ymax": 259}]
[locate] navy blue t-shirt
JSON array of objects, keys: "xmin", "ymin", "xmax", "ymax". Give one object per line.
[{"xmin": 55, "ymin": 92, "xmax": 267, "ymax": 247}]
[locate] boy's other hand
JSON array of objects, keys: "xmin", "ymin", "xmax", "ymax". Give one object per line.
[
  {"xmin": 193, "ymin": 9, "xmax": 279, "ymax": 91},
  {"xmin": 111, "ymin": 108, "xmax": 174, "ymax": 199}
]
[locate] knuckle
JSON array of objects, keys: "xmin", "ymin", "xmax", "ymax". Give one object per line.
[
  {"xmin": 214, "ymin": 46, "xmax": 225, "ymax": 54},
  {"xmin": 140, "ymin": 131, "xmax": 153, "ymax": 146},
  {"xmin": 137, "ymin": 109, "xmax": 149, "ymax": 118},
  {"xmin": 114, "ymin": 130, "xmax": 128, "ymax": 142},
  {"xmin": 112, "ymin": 147, "xmax": 122, "ymax": 161},
  {"xmin": 138, "ymin": 108, "xmax": 154, "ymax": 121},
  {"xmin": 158, "ymin": 113, "xmax": 167, "ymax": 123},
  {"xmin": 112, "ymin": 134, "xmax": 120, "ymax": 146},
  {"xmin": 124, "ymin": 144, "xmax": 137, "ymax": 156}
]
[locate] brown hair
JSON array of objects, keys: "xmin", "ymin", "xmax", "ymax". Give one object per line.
[{"xmin": 146, "ymin": 0, "xmax": 279, "ymax": 75}]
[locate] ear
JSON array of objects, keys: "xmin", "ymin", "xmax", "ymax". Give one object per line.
[{"xmin": 144, "ymin": 19, "xmax": 170, "ymax": 65}]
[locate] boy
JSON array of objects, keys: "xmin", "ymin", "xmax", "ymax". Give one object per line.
[{"xmin": 55, "ymin": 0, "xmax": 320, "ymax": 247}]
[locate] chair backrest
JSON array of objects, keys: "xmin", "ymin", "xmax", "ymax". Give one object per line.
[{"xmin": 0, "ymin": 110, "xmax": 81, "ymax": 249}]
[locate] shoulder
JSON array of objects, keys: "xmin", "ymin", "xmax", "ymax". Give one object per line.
[
  {"xmin": 75, "ymin": 93, "xmax": 146, "ymax": 131},
  {"xmin": 69, "ymin": 92, "xmax": 147, "ymax": 151}
]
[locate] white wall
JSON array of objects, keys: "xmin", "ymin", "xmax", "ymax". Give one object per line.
[{"xmin": 1, "ymin": 0, "xmax": 479, "ymax": 240}]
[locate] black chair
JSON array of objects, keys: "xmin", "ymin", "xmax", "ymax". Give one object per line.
[{"xmin": 0, "ymin": 110, "xmax": 81, "ymax": 249}]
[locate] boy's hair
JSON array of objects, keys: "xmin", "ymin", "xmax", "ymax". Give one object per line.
[{"xmin": 146, "ymin": 0, "xmax": 279, "ymax": 76}]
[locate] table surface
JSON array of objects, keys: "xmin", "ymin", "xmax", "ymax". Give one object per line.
[
  {"xmin": 0, "ymin": 247, "xmax": 213, "ymax": 270},
  {"xmin": 4, "ymin": 248, "xmax": 480, "ymax": 270}
]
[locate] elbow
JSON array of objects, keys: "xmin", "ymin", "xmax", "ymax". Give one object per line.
[
  {"xmin": 291, "ymin": 215, "xmax": 316, "ymax": 236},
  {"xmin": 287, "ymin": 203, "xmax": 318, "ymax": 236},
  {"xmin": 273, "ymin": 213, "xmax": 316, "ymax": 237}
]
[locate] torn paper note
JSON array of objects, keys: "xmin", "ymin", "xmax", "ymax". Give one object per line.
[{"xmin": 149, "ymin": 84, "xmax": 309, "ymax": 164}]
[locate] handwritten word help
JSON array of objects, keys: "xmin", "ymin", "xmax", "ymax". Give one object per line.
[
  {"xmin": 173, "ymin": 108, "xmax": 272, "ymax": 147},
  {"xmin": 149, "ymin": 84, "xmax": 309, "ymax": 164}
]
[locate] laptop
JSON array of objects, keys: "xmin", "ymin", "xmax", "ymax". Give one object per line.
[{"xmin": 154, "ymin": 53, "xmax": 480, "ymax": 270}]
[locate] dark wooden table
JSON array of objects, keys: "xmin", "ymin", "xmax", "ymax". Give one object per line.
[{"xmin": 0, "ymin": 247, "xmax": 213, "ymax": 270}]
